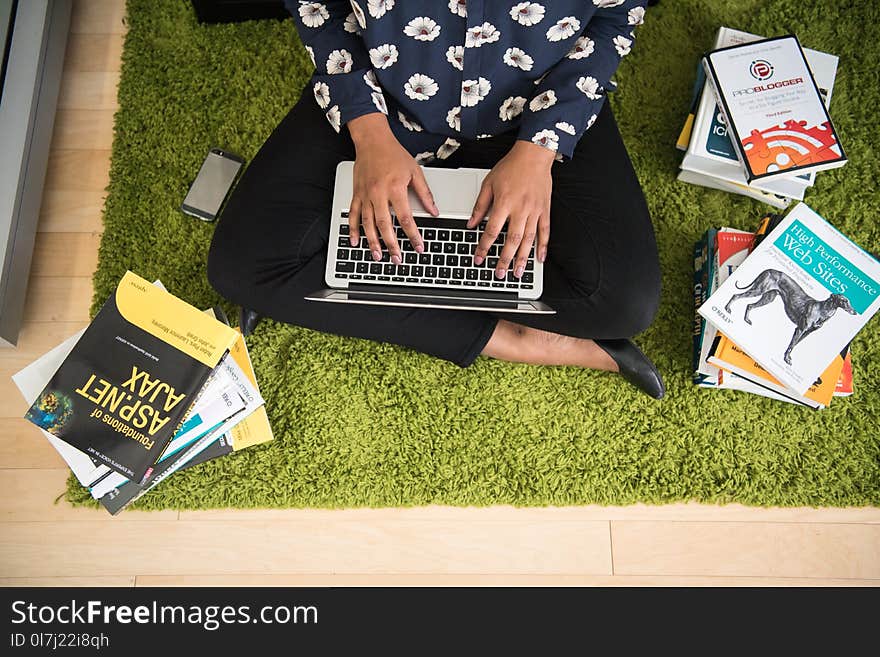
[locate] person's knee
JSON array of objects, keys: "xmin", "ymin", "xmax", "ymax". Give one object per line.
[
  {"xmin": 206, "ymin": 212, "xmax": 253, "ymax": 304},
  {"xmin": 614, "ymin": 257, "xmax": 661, "ymax": 336}
]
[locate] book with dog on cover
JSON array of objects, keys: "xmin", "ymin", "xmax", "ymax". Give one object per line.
[
  {"xmin": 702, "ymin": 35, "xmax": 846, "ymax": 183},
  {"xmin": 23, "ymin": 271, "xmax": 239, "ymax": 481},
  {"xmin": 699, "ymin": 203, "xmax": 880, "ymax": 395}
]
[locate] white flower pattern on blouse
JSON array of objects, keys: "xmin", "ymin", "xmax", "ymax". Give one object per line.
[
  {"xmin": 461, "ymin": 78, "xmax": 491, "ymax": 107},
  {"xmin": 627, "ymin": 6, "xmax": 645, "ymax": 25},
  {"xmin": 567, "ymin": 36, "xmax": 595, "ymax": 59},
  {"xmin": 369, "ymin": 43, "xmax": 398, "ymax": 69},
  {"xmin": 499, "ymin": 96, "xmax": 527, "ymax": 121},
  {"xmin": 286, "ymin": 0, "xmax": 647, "ymax": 159},
  {"xmin": 446, "ymin": 106, "xmax": 461, "ymax": 131},
  {"xmin": 503, "ymin": 47, "xmax": 534, "ymax": 72},
  {"xmin": 326, "ymin": 105, "xmax": 341, "ymax": 131},
  {"xmin": 349, "ymin": 1, "xmax": 366, "ymax": 28},
  {"xmin": 313, "ymin": 81, "xmax": 331, "ymax": 108},
  {"xmin": 546, "ymin": 16, "xmax": 580, "ymax": 42},
  {"xmin": 529, "ymin": 89, "xmax": 556, "ymax": 112},
  {"xmin": 343, "ymin": 12, "xmax": 359, "ymax": 33},
  {"xmin": 509, "ymin": 3, "xmax": 545, "ymax": 26},
  {"xmin": 576, "ymin": 75, "xmax": 602, "ymax": 99},
  {"xmin": 437, "ymin": 138, "xmax": 460, "ymax": 159},
  {"xmin": 299, "ymin": 2, "xmax": 329, "ymax": 28},
  {"xmin": 398, "ymin": 110, "xmax": 423, "ymax": 131},
  {"xmin": 405, "ymin": 17, "xmax": 441, "ymax": 41},
  {"xmin": 405, "ymin": 73, "xmax": 439, "ymax": 100},
  {"xmin": 448, "ymin": 0, "xmax": 467, "ymax": 18},
  {"xmin": 531, "ymin": 129, "xmax": 559, "ymax": 151},
  {"xmin": 367, "ymin": 0, "xmax": 393, "ymax": 20},
  {"xmin": 555, "ymin": 121, "xmax": 576, "ymax": 135},
  {"xmin": 446, "ymin": 45, "xmax": 464, "ymax": 71},
  {"xmin": 326, "ymin": 49, "xmax": 353, "ymax": 74},
  {"xmin": 466, "ymin": 22, "xmax": 500, "ymax": 48},
  {"xmin": 371, "ymin": 91, "xmax": 388, "ymax": 114},
  {"xmin": 613, "ymin": 34, "xmax": 632, "ymax": 56},
  {"xmin": 363, "ymin": 69, "xmax": 382, "ymax": 91}
]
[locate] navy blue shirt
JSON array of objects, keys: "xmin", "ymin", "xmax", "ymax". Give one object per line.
[{"xmin": 285, "ymin": 1, "xmax": 647, "ymax": 161}]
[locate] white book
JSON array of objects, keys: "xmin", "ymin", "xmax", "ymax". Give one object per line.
[
  {"xmin": 681, "ymin": 28, "xmax": 839, "ymax": 200},
  {"xmin": 677, "ymin": 169, "xmax": 790, "ymax": 209},
  {"xmin": 703, "ymin": 35, "xmax": 846, "ymax": 183},
  {"xmin": 699, "ymin": 203, "xmax": 880, "ymax": 395}
]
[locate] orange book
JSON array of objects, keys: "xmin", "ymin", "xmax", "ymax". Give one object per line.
[{"xmin": 709, "ymin": 334, "xmax": 846, "ymax": 409}]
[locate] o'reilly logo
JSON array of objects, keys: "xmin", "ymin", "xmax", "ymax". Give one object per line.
[{"xmin": 749, "ymin": 59, "xmax": 774, "ymax": 80}]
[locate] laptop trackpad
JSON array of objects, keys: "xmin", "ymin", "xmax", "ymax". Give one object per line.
[{"xmin": 408, "ymin": 168, "xmax": 479, "ymax": 216}]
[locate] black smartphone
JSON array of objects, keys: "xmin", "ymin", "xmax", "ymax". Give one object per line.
[{"xmin": 181, "ymin": 148, "xmax": 245, "ymax": 221}]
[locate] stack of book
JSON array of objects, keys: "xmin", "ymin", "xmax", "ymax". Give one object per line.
[
  {"xmin": 677, "ymin": 28, "xmax": 844, "ymax": 208},
  {"xmin": 693, "ymin": 203, "xmax": 880, "ymax": 409},
  {"xmin": 13, "ymin": 271, "xmax": 273, "ymax": 514}
]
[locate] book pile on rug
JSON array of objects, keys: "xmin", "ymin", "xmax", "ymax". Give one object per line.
[
  {"xmin": 13, "ymin": 271, "xmax": 273, "ymax": 514},
  {"xmin": 693, "ymin": 203, "xmax": 879, "ymax": 408},
  {"xmin": 677, "ymin": 27, "xmax": 844, "ymax": 208}
]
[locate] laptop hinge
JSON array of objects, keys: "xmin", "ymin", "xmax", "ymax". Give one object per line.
[{"xmin": 347, "ymin": 283, "xmax": 519, "ymax": 301}]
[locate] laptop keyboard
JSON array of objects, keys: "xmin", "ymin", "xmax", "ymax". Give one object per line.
[{"xmin": 332, "ymin": 212, "xmax": 535, "ymax": 290}]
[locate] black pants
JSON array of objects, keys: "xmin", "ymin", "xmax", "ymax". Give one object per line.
[{"xmin": 208, "ymin": 91, "xmax": 661, "ymax": 367}]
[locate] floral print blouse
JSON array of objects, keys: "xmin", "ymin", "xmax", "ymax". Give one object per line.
[{"xmin": 284, "ymin": 1, "xmax": 647, "ymax": 162}]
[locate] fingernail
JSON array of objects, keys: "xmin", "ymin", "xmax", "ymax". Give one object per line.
[
  {"xmin": 350, "ymin": 236, "xmax": 358, "ymax": 246},
  {"xmin": 515, "ymin": 265, "xmax": 524, "ymax": 278},
  {"xmin": 539, "ymin": 247, "xmax": 547, "ymax": 262},
  {"xmin": 474, "ymin": 255, "xmax": 484, "ymax": 265},
  {"xmin": 391, "ymin": 254, "xmax": 401, "ymax": 265},
  {"xmin": 495, "ymin": 268, "xmax": 506, "ymax": 279},
  {"xmin": 372, "ymin": 250, "xmax": 382, "ymax": 261},
  {"xmin": 415, "ymin": 242, "xmax": 424, "ymax": 254}
]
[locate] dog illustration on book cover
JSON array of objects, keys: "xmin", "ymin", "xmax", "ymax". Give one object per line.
[{"xmin": 724, "ymin": 269, "xmax": 856, "ymax": 365}]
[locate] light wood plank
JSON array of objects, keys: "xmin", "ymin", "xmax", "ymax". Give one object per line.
[
  {"xmin": 39, "ymin": 189, "xmax": 106, "ymax": 233},
  {"xmin": 0, "ymin": 321, "xmax": 88, "ymax": 362},
  {"xmin": 0, "ymin": 469, "xmax": 178, "ymax": 522},
  {"xmin": 0, "ymin": 576, "xmax": 134, "ymax": 587},
  {"xmin": 0, "ymin": 520, "xmax": 612, "ymax": 577},
  {"xmin": 612, "ymin": 521, "xmax": 880, "ymax": 580},
  {"xmin": 0, "ymin": 379, "xmax": 29, "ymax": 418},
  {"xmin": 0, "ymin": 420, "xmax": 67, "ymax": 469},
  {"xmin": 64, "ymin": 33, "xmax": 125, "ymax": 72},
  {"xmin": 44, "ymin": 150, "xmax": 111, "ymax": 192},
  {"xmin": 135, "ymin": 574, "xmax": 880, "ymax": 587},
  {"xmin": 51, "ymin": 110, "xmax": 116, "ymax": 150},
  {"xmin": 21, "ymin": 277, "xmax": 93, "ymax": 323},
  {"xmin": 70, "ymin": 0, "xmax": 127, "ymax": 35},
  {"xmin": 58, "ymin": 72, "xmax": 120, "ymax": 110},
  {"xmin": 30, "ymin": 232, "xmax": 101, "ymax": 278},
  {"xmin": 180, "ymin": 503, "xmax": 880, "ymax": 525}
]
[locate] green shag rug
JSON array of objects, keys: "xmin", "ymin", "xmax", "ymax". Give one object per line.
[{"xmin": 67, "ymin": 0, "xmax": 880, "ymax": 510}]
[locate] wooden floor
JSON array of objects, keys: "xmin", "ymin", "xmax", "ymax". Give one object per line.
[{"xmin": 1, "ymin": 0, "xmax": 878, "ymax": 587}]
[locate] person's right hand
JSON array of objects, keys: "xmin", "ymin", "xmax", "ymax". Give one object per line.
[{"xmin": 347, "ymin": 113, "xmax": 438, "ymax": 264}]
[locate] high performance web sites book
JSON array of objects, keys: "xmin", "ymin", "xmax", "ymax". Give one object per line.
[
  {"xmin": 702, "ymin": 35, "xmax": 846, "ymax": 183},
  {"xmin": 23, "ymin": 271, "xmax": 240, "ymax": 481},
  {"xmin": 699, "ymin": 203, "xmax": 880, "ymax": 395}
]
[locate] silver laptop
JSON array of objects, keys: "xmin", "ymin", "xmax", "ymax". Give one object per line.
[{"xmin": 306, "ymin": 161, "xmax": 555, "ymax": 314}]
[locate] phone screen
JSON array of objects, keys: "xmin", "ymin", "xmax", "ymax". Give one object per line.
[{"xmin": 182, "ymin": 150, "xmax": 243, "ymax": 220}]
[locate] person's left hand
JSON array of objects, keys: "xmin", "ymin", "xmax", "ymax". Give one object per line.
[{"xmin": 467, "ymin": 140, "xmax": 555, "ymax": 279}]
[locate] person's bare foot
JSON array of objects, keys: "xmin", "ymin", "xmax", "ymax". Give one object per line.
[{"xmin": 481, "ymin": 320, "xmax": 619, "ymax": 371}]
